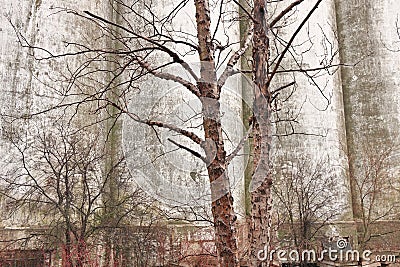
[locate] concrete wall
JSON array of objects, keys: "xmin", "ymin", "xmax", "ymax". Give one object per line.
[
  {"xmin": 334, "ymin": 0, "xmax": 400, "ymax": 250},
  {"xmin": 269, "ymin": 0, "xmax": 353, "ymax": 224},
  {"xmin": 0, "ymin": 0, "xmax": 113, "ymax": 247},
  {"xmin": 0, "ymin": 0, "xmax": 400, "ymax": 263}
]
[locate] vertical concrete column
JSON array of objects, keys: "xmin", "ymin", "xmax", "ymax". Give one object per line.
[
  {"xmin": 269, "ymin": 0, "xmax": 352, "ymax": 221},
  {"xmin": 335, "ymin": 0, "xmax": 400, "ymax": 221},
  {"xmin": 0, "ymin": 0, "xmax": 113, "ymax": 248}
]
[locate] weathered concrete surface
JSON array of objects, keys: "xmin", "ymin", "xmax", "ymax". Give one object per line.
[
  {"xmin": 335, "ymin": 0, "xmax": 400, "ymax": 225},
  {"xmin": 0, "ymin": 0, "xmax": 400, "ymax": 264},
  {"xmin": 269, "ymin": 0, "xmax": 352, "ymax": 223},
  {"xmin": 0, "ymin": 0, "xmax": 112, "ymax": 244}
]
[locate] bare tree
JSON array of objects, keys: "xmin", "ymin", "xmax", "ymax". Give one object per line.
[
  {"xmin": 349, "ymin": 143, "xmax": 400, "ymax": 251},
  {"xmin": 7, "ymin": 0, "xmax": 341, "ymax": 266},
  {"xmin": 0, "ymin": 120, "xmax": 155, "ymax": 266},
  {"xmin": 272, "ymin": 155, "xmax": 341, "ymax": 266}
]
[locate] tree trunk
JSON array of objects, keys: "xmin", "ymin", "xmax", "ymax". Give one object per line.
[
  {"xmin": 76, "ymin": 237, "xmax": 86, "ymax": 267},
  {"xmin": 64, "ymin": 230, "xmax": 73, "ymax": 267},
  {"xmin": 249, "ymin": 0, "xmax": 273, "ymax": 266},
  {"xmin": 202, "ymin": 99, "xmax": 240, "ymax": 267},
  {"xmin": 194, "ymin": 0, "xmax": 239, "ymax": 266}
]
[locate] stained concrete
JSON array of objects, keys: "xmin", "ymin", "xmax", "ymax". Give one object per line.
[{"xmin": 0, "ymin": 0, "xmax": 399, "ymax": 263}]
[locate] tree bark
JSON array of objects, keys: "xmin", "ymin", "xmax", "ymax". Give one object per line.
[
  {"xmin": 194, "ymin": 0, "xmax": 239, "ymax": 266},
  {"xmin": 64, "ymin": 230, "xmax": 73, "ymax": 267},
  {"xmin": 202, "ymin": 100, "xmax": 240, "ymax": 267},
  {"xmin": 76, "ymin": 237, "xmax": 86, "ymax": 267},
  {"xmin": 249, "ymin": 0, "xmax": 273, "ymax": 266}
]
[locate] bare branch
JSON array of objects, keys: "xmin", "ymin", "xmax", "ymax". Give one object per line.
[
  {"xmin": 218, "ymin": 24, "xmax": 254, "ymax": 89},
  {"xmin": 232, "ymin": 0, "xmax": 256, "ymax": 23},
  {"xmin": 271, "ymin": 81, "xmax": 295, "ymax": 96},
  {"xmin": 269, "ymin": 0, "xmax": 305, "ymax": 28},
  {"xmin": 123, "ymin": 108, "xmax": 203, "ymax": 145},
  {"xmin": 226, "ymin": 128, "xmax": 252, "ymax": 164},
  {"xmin": 83, "ymin": 11, "xmax": 199, "ymax": 81},
  {"xmin": 136, "ymin": 57, "xmax": 201, "ymax": 97},
  {"xmin": 167, "ymin": 138, "xmax": 206, "ymax": 161},
  {"xmin": 266, "ymin": 0, "xmax": 323, "ymax": 89}
]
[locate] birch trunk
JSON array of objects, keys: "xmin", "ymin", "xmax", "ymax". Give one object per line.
[
  {"xmin": 249, "ymin": 0, "xmax": 273, "ymax": 266},
  {"xmin": 194, "ymin": 0, "xmax": 239, "ymax": 266}
]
